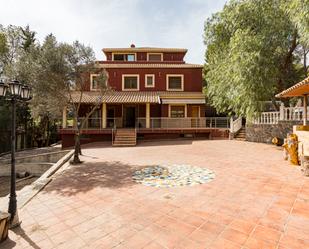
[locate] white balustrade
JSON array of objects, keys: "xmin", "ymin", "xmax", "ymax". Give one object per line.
[
  {"xmin": 252, "ymin": 106, "xmax": 309, "ymax": 125},
  {"xmin": 230, "ymin": 117, "xmax": 242, "ymax": 133}
]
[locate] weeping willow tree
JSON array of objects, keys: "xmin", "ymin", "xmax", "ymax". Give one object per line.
[{"xmin": 204, "ymin": 0, "xmax": 309, "ymax": 118}]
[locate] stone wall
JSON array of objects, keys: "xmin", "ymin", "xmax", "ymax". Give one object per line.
[{"xmin": 246, "ymin": 121, "xmax": 302, "ymax": 143}]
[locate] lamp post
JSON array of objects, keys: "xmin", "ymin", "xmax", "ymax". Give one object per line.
[{"xmin": 0, "ymin": 79, "xmax": 32, "ymax": 228}]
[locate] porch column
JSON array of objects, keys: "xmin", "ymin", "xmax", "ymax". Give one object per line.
[
  {"xmin": 146, "ymin": 102, "xmax": 150, "ymax": 128},
  {"xmin": 102, "ymin": 103, "xmax": 107, "ymax": 128},
  {"xmin": 304, "ymin": 95, "xmax": 308, "ymax": 126},
  {"xmin": 62, "ymin": 106, "xmax": 67, "ymax": 128}
]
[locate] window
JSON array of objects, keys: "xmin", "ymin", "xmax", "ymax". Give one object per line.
[
  {"xmin": 122, "ymin": 75, "xmax": 139, "ymax": 90},
  {"xmin": 113, "ymin": 53, "xmax": 136, "ymax": 61},
  {"xmin": 113, "ymin": 54, "xmax": 124, "ymax": 61},
  {"xmin": 90, "ymin": 74, "xmax": 108, "ymax": 90},
  {"xmin": 145, "ymin": 74, "xmax": 155, "ymax": 87},
  {"xmin": 147, "ymin": 53, "xmax": 163, "ymax": 61},
  {"xmin": 166, "ymin": 75, "xmax": 184, "ymax": 91},
  {"xmin": 127, "ymin": 54, "xmax": 135, "ymax": 61},
  {"xmin": 170, "ymin": 105, "xmax": 186, "ymax": 118},
  {"xmin": 90, "ymin": 74, "xmax": 99, "ymax": 90}
]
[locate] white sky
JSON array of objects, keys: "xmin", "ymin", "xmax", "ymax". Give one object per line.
[{"xmin": 0, "ymin": 0, "xmax": 227, "ymax": 64}]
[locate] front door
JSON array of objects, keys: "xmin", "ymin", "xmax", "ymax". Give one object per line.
[
  {"xmin": 107, "ymin": 107, "xmax": 115, "ymax": 128},
  {"xmin": 191, "ymin": 106, "xmax": 200, "ymax": 127},
  {"xmin": 125, "ymin": 107, "xmax": 136, "ymax": 127}
]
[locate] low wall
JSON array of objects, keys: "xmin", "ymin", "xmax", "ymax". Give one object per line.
[
  {"xmin": 62, "ymin": 134, "xmax": 112, "ymax": 148},
  {"xmin": 246, "ymin": 121, "xmax": 302, "ymax": 143},
  {"xmin": 61, "ymin": 129, "xmax": 230, "ymax": 148}
]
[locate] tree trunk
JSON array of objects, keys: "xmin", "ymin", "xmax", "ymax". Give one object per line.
[
  {"xmin": 79, "ymin": 141, "xmax": 82, "ymax": 155},
  {"xmin": 277, "ymin": 30, "xmax": 298, "ymax": 92},
  {"xmin": 72, "ymin": 131, "xmax": 81, "ymax": 164},
  {"xmin": 271, "ymin": 98, "xmax": 279, "ymax": 111},
  {"xmin": 45, "ymin": 117, "xmax": 50, "ymax": 147},
  {"xmin": 304, "ymin": 48, "xmax": 308, "ymax": 75}
]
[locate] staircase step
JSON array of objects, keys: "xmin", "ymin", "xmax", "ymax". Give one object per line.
[
  {"xmin": 114, "ymin": 136, "xmax": 135, "ymax": 139},
  {"xmin": 115, "ymin": 138, "xmax": 136, "ymax": 143},
  {"xmin": 113, "ymin": 144, "xmax": 136, "ymax": 147},
  {"xmin": 116, "ymin": 134, "xmax": 135, "ymax": 136},
  {"xmin": 113, "ymin": 142, "xmax": 136, "ymax": 146},
  {"xmin": 233, "ymin": 126, "xmax": 247, "ymax": 141},
  {"xmin": 113, "ymin": 129, "xmax": 137, "ymax": 147},
  {"xmin": 113, "ymin": 141, "xmax": 136, "ymax": 144}
]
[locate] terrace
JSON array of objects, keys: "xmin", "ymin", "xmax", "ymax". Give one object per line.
[{"xmin": 2, "ymin": 140, "xmax": 308, "ymax": 248}]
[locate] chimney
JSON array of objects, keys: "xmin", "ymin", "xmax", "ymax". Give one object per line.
[{"xmin": 130, "ymin": 44, "xmax": 135, "ymax": 48}]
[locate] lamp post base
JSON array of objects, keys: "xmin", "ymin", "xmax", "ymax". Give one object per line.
[{"xmin": 9, "ymin": 211, "xmax": 21, "ymax": 229}]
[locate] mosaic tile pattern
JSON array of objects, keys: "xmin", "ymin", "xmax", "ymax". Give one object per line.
[{"xmin": 132, "ymin": 164, "xmax": 215, "ymax": 187}]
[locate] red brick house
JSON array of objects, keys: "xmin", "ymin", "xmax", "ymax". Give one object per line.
[{"xmin": 61, "ymin": 45, "xmax": 229, "ymax": 147}]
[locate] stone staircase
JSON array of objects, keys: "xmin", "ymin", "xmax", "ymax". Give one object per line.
[
  {"xmin": 234, "ymin": 127, "xmax": 246, "ymax": 141},
  {"xmin": 112, "ymin": 129, "xmax": 137, "ymax": 147}
]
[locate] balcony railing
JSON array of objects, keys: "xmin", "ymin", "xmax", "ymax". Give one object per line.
[
  {"xmin": 106, "ymin": 118, "xmax": 123, "ymax": 128},
  {"xmin": 63, "ymin": 117, "xmax": 230, "ymax": 130},
  {"xmin": 137, "ymin": 117, "xmax": 230, "ymax": 129}
]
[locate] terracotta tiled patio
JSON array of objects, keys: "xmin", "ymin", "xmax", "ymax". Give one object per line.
[{"xmin": 2, "ymin": 140, "xmax": 309, "ymax": 248}]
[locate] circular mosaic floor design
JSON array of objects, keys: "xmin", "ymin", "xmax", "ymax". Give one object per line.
[{"xmin": 132, "ymin": 164, "xmax": 215, "ymax": 188}]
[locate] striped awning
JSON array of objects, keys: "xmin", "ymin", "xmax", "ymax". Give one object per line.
[
  {"xmin": 276, "ymin": 77, "xmax": 309, "ymax": 98},
  {"xmin": 70, "ymin": 91, "xmax": 205, "ymax": 104}
]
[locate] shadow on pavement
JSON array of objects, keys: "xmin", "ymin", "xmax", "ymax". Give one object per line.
[
  {"xmin": 0, "ymin": 237, "xmax": 16, "ymax": 249},
  {"xmin": 1, "ymin": 226, "xmax": 40, "ymax": 249},
  {"xmin": 41, "ymin": 161, "xmax": 139, "ymax": 196}
]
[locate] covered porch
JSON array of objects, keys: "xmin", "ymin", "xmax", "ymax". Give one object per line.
[
  {"xmin": 61, "ymin": 91, "xmax": 228, "ymax": 130},
  {"xmin": 62, "ymin": 103, "xmax": 230, "ymax": 130},
  {"xmin": 60, "ymin": 91, "xmax": 230, "ymax": 147}
]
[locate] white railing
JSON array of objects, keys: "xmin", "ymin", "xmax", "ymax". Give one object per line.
[
  {"xmin": 230, "ymin": 117, "xmax": 242, "ymax": 133},
  {"xmin": 136, "ymin": 117, "xmax": 230, "ymax": 129},
  {"xmin": 283, "ymin": 107, "xmax": 304, "ymax": 121},
  {"xmin": 63, "ymin": 117, "xmax": 230, "ymax": 130},
  {"xmin": 254, "ymin": 112, "xmax": 280, "ymax": 124},
  {"xmin": 80, "ymin": 117, "xmax": 101, "ymax": 129},
  {"xmin": 252, "ymin": 105, "xmax": 309, "ymax": 125},
  {"xmin": 64, "ymin": 117, "xmax": 123, "ymax": 130}
]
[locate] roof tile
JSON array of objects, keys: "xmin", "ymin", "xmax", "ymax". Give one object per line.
[{"xmin": 70, "ymin": 91, "xmax": 205, "ymax": 104}]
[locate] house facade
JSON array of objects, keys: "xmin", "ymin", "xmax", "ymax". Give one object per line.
[{"xmin": 60, "ymin": 45, "xmax": 229, "ymax": 147}]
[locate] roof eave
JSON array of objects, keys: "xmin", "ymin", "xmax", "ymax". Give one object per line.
[
  {"xmin": 276, "ymin": 77, "xmax": 309, "ymax": 98},
  {"xmin": 102, "ymin": 48, "xmax": 188, "ymax": 54}
]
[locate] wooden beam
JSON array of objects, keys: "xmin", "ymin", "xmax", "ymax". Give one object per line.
[
  {"xmin": 304, "ymin": 95, "xmax": 308, "ymax": 126},
  {"xmin": 146, "ymin": 103, "xmax": 150, "ymax": 128},
  {"xmin": 102, "ymin": 103, "xmax": 107, "ymax": 129},
  {"xmin": 62, "ymin": 106, "xmax": 67, "ymax": 128}
]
